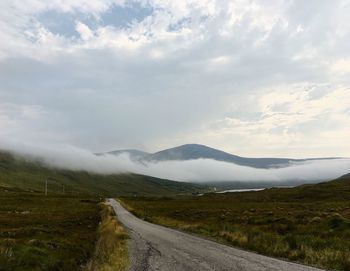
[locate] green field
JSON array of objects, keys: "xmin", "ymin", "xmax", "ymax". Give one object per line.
[{"xmin": 121, "ymin": 175, "xmax": 350, "ymax": 271}]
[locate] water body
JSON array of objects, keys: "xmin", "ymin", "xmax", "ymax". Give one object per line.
[{"xmin": 216, "ymin": 188, "xmax": 265, "ymax": 193}]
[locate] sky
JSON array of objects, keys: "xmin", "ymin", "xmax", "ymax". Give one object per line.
[{"xmin": 1, "ymin": 0, "xmax": 350, "ymax": 158}]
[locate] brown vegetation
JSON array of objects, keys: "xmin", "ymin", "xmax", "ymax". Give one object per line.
[
  {"xmin": 121, "ymin": 176, "xmax": 350, "ymax": 271},
  {"xmin": 88, "ymin": 202, "xmax": 128, "ymax": 271}
]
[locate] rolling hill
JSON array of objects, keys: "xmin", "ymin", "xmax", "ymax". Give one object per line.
[
  {"xmin": 339, "ymin": 173, "xmax": 350, "ymax": 179},
  {"xmin": 0, "ymin": 151, "xmax": 207, "ymax": 196}
]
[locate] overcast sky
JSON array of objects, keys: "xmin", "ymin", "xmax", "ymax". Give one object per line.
[{"xmin": 1, "ymin": 0, "xmax": 350, "ymax": 158}]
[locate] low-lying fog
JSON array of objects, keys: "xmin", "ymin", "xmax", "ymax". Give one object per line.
[{"xmin": 1, "ymin": 140, "xmax": 350, "ymax": 183}]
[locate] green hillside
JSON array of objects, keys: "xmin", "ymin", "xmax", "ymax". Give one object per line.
[{"xmin": 0, "ymin": 151, "xmax": 206, "ymax": 197}]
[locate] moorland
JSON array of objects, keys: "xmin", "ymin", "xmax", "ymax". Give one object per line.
[
  {"xmin": 121, "ymin": 174, "xmax": 350, "ymax": 271},
  {"xmin": 0, "ymin": 151, "xmax": 205, "ymax": 271}
]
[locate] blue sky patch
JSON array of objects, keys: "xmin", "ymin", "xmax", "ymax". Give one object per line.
[
  {"xmin": 101, "ymin": 2, "xmax": 154, "ymax": 28},
  {"xmin": 37, "ymin": 2, "xmax": 154, "ymax": 38}
]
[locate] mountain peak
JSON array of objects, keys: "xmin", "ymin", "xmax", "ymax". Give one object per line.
[
  {"xmin": 149, "ymin": 144, "xmax": 241, "ymax": 162},
  {"xmin": 104, "ymin": 144, "xmax": 338, "ymax": 169}
]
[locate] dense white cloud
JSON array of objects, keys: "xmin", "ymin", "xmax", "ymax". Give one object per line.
[
  {"xmin": 1, "ymin": 139, "xmax": 350, "ymax": 183},
  {"xmin": 0, "ymin": 0, "xmax": 349, "ymax": 159}
]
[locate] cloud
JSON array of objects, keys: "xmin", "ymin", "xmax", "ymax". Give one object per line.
[
  {"xmin": 180, "ymin": 83, "xmax": 350, "ymax": 158},
  {"xmin": 75, "ymin": 22, "xmax": 94, "ymax": 40},
  {"xmin": 0, "ymin": 0, "xmax": 350, "ymax": 158},
  {"xmin": 1, "ymin": 140, "xmax": 349, "ymax": 184}
]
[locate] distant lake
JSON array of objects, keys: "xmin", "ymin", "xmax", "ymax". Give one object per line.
[{"xmin": 216, "ymin": 188, "xmax": 265, "ymax": 193}]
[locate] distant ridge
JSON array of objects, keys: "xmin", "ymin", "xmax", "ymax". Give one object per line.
[
  {"xmin": 107, "ymin": 149, "xmax": 149, "ymax": 160},
  {"xmin": 106, "ymin": 144, "xmax": 340, "ymax": 169},
  {"xmin": 339, "ymin": 173, "xmax": 350, "ymax": 179}
]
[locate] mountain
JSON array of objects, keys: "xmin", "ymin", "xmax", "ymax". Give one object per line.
[
  {"xmin": 0, "ymin": 151, "xmax": 208, "ymax": 197},
  {"xmin": 107, "ymin": 144, "xmax": 339, "ymax": 169},
  {"xmin": 146, "ymin": 144, "xmax": 298, "ymax": 168},
  {"xmin": 339, "ymin": 173, "xmax": 350, "ymax": 179}
]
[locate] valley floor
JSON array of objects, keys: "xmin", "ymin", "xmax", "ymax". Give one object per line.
[
  {"xmin": 111, "ymin": 198, "xmax": 322, "ymax": 271},
  {"xmin": 120, "ymin": 185, "xmax": 350, "ymax": 271}
]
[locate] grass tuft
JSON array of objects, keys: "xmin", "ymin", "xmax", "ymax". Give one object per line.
[{"xmin": 87, "ymin": 202, "xmax": 128, "ymax": 271}]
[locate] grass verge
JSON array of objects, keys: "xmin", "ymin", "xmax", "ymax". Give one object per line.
[{"xmin": 88, "ymin": 201, "xmax": 128, "ymax": 271}]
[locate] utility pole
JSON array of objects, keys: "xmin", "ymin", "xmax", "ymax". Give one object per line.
[{"xmin": 45, "ymin": 179, "xmax": 48, "ymax": 196}]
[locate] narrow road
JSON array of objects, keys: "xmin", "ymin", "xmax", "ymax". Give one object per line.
[{"xmin": 108, "ymin": 199, "xmax": 324, "ymax": 271}]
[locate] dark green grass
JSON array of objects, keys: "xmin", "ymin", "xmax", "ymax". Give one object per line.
[
  {"xmin": 0, "ymin": 189, "xmax": 100, "ymax": 271},
  {"xmin": 121, "ymin": 176, "xmax": 350, "ymax": 271},
  {"xmin": 0, "ymin": 151, "xmax": 207, "ymax": 197}
]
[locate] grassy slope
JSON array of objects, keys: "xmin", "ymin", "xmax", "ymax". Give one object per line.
[
  {"xmin": 121, "ymin": 175, "xmax": 350, "ymax": 271},
  {"xmin": 0, "ymin": 152, "xmax": 206, "ymax": 197}
]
